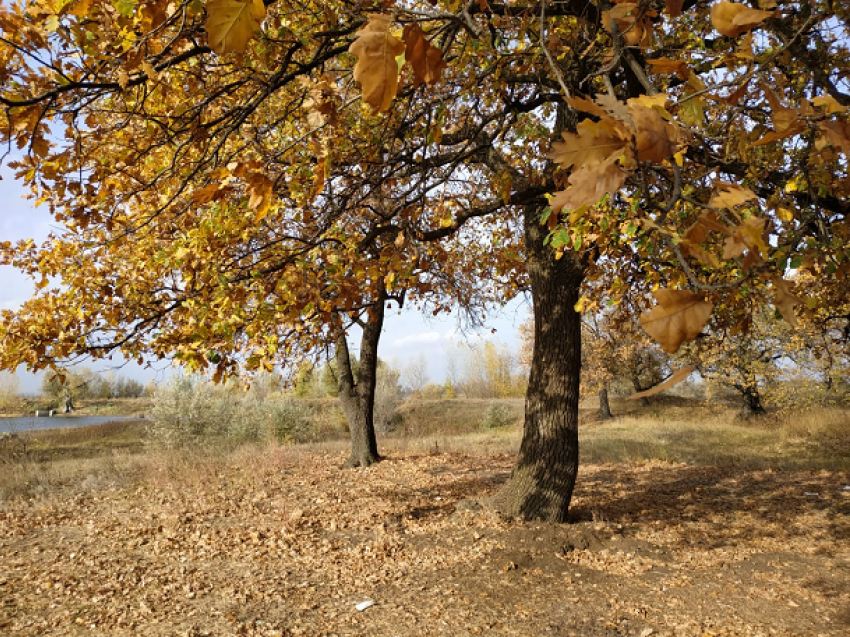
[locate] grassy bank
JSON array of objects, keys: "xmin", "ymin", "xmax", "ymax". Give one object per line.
[{"xmin": 2, "ymin": 397, "xmax": 847, "ymax": 502}]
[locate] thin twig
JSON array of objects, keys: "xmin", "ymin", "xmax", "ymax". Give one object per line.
[{"xmin": 539, "ymin": 0, "xmax": 571, "ymax": 98}]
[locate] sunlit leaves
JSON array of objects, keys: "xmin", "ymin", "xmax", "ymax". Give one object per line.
[
  {"xmin": 710, "ymin": 2, "xmax": 775, "ymax": 38},
  {"xmin": 205, "ymin": 0, "xmax": 266, "ymax": 55},
  {"xmin": 640, "ymin": 290, "xmax": 714, "ymax": 354},
  {"xmin": 548, "ymin": 93, "xmax": 678, "ymax": 212},
  {"xmin": 348, "ymin": 14, "xmax": 405, "ymax": 113}
]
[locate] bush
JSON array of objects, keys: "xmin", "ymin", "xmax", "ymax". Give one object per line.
[
  {"xmin": 265, "ymin": 398, "xmax": 315, "ymax": 444},
  {"xmin": 148, "ymin": 376, "xmax": 261, "ymax": 447},
  {"xmin": 480, "ymin": 401, "xmax": 516, "ymax": 430}
]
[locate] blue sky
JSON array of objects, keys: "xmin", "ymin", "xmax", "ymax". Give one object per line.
[{"xmin": 1, "ymin": 163, "xmax": 528, "ymax": 394}]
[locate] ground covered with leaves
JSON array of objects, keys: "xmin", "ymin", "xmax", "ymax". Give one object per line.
[{"xmin": 1, "ymin": 447, "xmax": 848, "ymax": 636}]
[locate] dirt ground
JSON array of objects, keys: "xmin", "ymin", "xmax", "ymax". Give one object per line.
[{"xmin": 1, "ymin": 448, "xmax": 848, "ymax": 636}]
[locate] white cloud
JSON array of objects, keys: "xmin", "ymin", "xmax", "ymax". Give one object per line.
[{"xmin": 391, "ymin": 331, "xmax": 442, "ymax": 347}]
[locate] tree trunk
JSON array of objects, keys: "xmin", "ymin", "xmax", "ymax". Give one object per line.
[
  {"xmin": 491, "ymin": 202, "xmax": 584, "ymax": 522},
  {"xmin": 336, "ymin": 296, "xmax": 385, "ymax": 468},
  {"xmin": 598, "ymin": 383, "xmax": 613, "ymax": 420},
  {"xmin": 740, "ymin": 384, "xmax": 766, "ymax": 417}
]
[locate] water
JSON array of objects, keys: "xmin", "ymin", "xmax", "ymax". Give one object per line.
[{"xmin": 0, "ymin": 415, "xmax": 141, "ymax": 434}]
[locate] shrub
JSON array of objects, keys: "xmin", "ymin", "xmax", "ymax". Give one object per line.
[
  {"xmin": 480, "ymin": 401, "xmax": 516, "ymax": 430},
  {"xmin": 148, "ymin": 375, "xmax": 260, "ymax": 447},
  {"xmin": 265, "ymin": 398, "xmax": 315, "ymax": 444}
]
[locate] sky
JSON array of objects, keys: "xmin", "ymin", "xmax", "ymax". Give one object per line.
[{"xmin": 0, "ymin": 161, "xmax": 529, "ymax": 394}]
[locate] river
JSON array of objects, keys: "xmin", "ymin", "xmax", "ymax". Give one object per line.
[{"xmin": 0, "ymin": 415, "xmax": 142, "ymax": 434}]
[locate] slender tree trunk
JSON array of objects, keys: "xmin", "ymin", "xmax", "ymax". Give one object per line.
[
  {"xmin": 336, "ymin": 296, "xmax": 385, "ymax": 468},
  {"xmin": 598, "ymin": 383, "xmax": 613, "ymax": 420},
  {"xmin": 491, "ymin": 202, "xmax": 584, "ymax": 522}
]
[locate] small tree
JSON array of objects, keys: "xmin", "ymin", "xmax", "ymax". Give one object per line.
[{"xmin": 0, "ymin": 371, "xmax": 21, "ymax": 414}]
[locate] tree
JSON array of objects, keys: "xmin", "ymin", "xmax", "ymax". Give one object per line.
[
  {"xmin": 2, "ymin": 1, "xmax": 849, "ymax": 521},
  {"xmin": 0, "ymin": 370, "xmax": 21, "ymax": 414},
  {"xmin": 402, "ymin": 353, "xmax": 429, "ymax": 394}
]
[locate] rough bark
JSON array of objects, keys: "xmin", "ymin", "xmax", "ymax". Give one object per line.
[
  {"xmin": 737, "ymin": 384, "xmax": 766, "ymax": 417},
  {"xmin": 335, "ymin": 297, "xmax": 385, "ymax": 468},
  {"xmin": 491, "ymin": 202, "xmax": 584, "ymax": 522},
  {"xmin": 598, "ymin": 384, "xmax": 613, "ymax": 420}
]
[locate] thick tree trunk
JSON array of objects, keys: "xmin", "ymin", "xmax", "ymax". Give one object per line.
[
  {"xmin": 740, "ymin": 384, "xmax": 766, "ymax": 417},
  {"xmin": 336, "ymin": 297, "xmax": 385, "ymax": 468},
  {"xmin": 491, "ymin": 202, "xmax": 584, "ymax": 522},
  {"xmin": 598, "ymin": 383, "xmax": 613, "ymax": 420}
]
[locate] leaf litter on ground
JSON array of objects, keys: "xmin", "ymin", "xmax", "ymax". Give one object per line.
[{"xmin": 1, "ymin": 447, "xmax": 848, "ymax": 636}]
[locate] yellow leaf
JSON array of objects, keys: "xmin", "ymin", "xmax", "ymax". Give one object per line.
[
  {"xmin": 349, "ymin": 14, "xmax": 406, "ymax": 113},
  {"xmin": 205, "ymin": 0, "xmax": 266, "ymax": 55},
  {"xmin": 640, "ymin": 290, "xmax": 713, "ymax": 354},
  {"xmin": 812, "ymin": 95, "xmax": 847, "ymax": 114},
  {"xmin": 550, "ymin": 154, "xmax": 628, "ymax": 212},
  {"xmin": 776, "ymin": 206, "xmax": 793, "ymax": 222},
  {"xmin": 708, "ymin": 182, "xmax": 757, "ymax": 209},
  {"xmin": 246, "ymin": 172, "xmax": 273, "ymax": 219},
  {"xmin": 629, "ymin": 365, "xmax": 696, "ymax": 400},
  {"xmin": 548, "ymin": 119, "xmax": 628, "ymax": 170},
  {"xmin": 711, "ymin": 2, "xmax": 775, "ymax": 38},
  {"xmin": 402, "ymin": 23, "xmax": 447, "ymax": 87}
]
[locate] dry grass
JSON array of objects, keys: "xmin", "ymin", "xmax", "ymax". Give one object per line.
[{"xmin": 1, "ymin": 399, "xmax": 847, "ymax": 503}]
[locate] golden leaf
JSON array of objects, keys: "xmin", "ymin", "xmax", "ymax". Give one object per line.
[
  {"xmin": 640, "ymin": 290, "xmax": 713, "ymax": 354},
  {"xmin": 402, "ymin": 23, "xmax": 447, "ymax": 87},
  {"xmin": 548, "ymin": 119, "xmax": 628, "ymax": 170},
  {"xmin": 629, "ymin": 365, "xmax": 696, "ymax": 400},
  {"xmin": 812, "ymin": 95, "xmax": 847, "ymax": 114},
  {"xmin": 117, "ymin": 67, "xmax": 130, "ymax": 90},
  {"xmin": 761, "ymin": 85, "xmax": 797, "ymax": 132},
  {"xmin": 711, "ymin": 2, "xmax": 775, "ymax": 38},
  {"xmin": 565, "ymin": 95, "xmax": 609, "ymax": 119},
  {"xmin": 246, "ymin": 172, "xmax": 273, "ymax": 219},
  {"xmin": 205, "ymin": 0, "xmax": 266, "ymax": 55},
  {"xmin": 549, "ymin": 154, "xmax": 628, "ymax": 212},
  {"xmin": 772, "ymin": 277, "xmax": 802, "ymax": 328},
  {"xmin": 630, "ymin": 104, "xmax": 675, "ymax": 163},
  {"xmin": 723, "ymin": 217, "xmax": 768, "ymax": 260},
  {"xmin": 708, "ymin": 182, "xmax": 757, "ymax": 209},
  {"xmin": 349, "ymin": 14, "xmax": 406, "ymax": 113}
]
